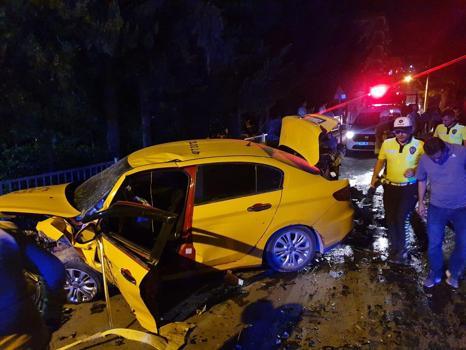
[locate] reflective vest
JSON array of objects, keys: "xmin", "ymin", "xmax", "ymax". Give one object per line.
[
  {"xmin": 378, "ymin": 137, "xmax": 424, "ymax": 183},
  {"xmin": 434, "ymin": 123, "xmax": 466, "ymax": 145}
]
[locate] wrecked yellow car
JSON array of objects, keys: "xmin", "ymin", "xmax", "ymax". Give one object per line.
[{"xmin": 0, "ymin": 115, "xmax": 353, "ymax": 332}]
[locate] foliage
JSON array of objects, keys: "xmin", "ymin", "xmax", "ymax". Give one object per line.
[{"xmin": 0, "ymin": 0, "xmax": 416, "ymax": 180}]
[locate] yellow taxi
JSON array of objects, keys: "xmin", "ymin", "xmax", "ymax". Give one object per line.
[{"xmin": 0, "ymin": 115, "xmax": 353, "ymax": 332}]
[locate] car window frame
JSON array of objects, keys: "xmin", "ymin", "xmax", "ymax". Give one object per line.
[
  {"xmin": 106, "ymin": 167, "xmax": 190, "ymax": 254},
  {"xmin": 194, "ymin": 162, "xmax": 284, "ymax": 206},
  {"xmin": 105, "ymin": 228, "xmax": 153, "ymax": 261}
]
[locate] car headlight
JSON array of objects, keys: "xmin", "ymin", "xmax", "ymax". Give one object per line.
[{"xmin": 346, "ymin": 131, "xmax": 355, "ymax": 139}]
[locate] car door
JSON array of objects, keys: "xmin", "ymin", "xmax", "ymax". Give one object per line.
[
  {"xmin": 98, "ymin": 168, "xmax": 189, "ymax": 332},
  {"xmin": 192, "ymin": 162, "xmax": 283, "ymax": 266}
]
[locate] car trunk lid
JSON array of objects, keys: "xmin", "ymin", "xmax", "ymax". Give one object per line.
[{"xmin": 279, "ymin": 114, "xmax": 338, "ymax": 166}]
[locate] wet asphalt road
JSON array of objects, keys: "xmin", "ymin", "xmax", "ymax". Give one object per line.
[{"xmin": 51, "ymin": 154, "xmax": 465, "ymax": 350}]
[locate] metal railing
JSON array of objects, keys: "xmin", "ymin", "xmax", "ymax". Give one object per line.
[
  {"xmin": 0, "ymin": 161, "xmax": 114, "ymax": 195},
  {"xmin": 0, "ymin": 133, "xmax": 269, "ymax": 196}
]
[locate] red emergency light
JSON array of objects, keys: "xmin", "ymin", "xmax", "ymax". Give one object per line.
[{"xmin": 369, "ymin": 84, "xmax": 389, "ymax": 99}]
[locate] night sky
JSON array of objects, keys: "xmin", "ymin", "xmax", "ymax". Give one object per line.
[{"xmin": 1, "ymin": 0, "xmax": 465, "ymax": 176}]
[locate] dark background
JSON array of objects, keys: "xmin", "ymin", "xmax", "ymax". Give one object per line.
[{"xmin": 1, "ymin": 0, "xmax": 465, "ymax": 178}]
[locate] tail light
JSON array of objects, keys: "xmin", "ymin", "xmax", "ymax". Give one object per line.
[{"xmin": 333, "ymin": 185, "xmax": 351, "ymax": 201}]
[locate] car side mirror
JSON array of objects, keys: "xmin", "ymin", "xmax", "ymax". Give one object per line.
[
  {"xmin": 82, "ymin": 201, "xmax": 178, "ymax": 225},
  {"xmin": 74, "ymin": 223, "xmax": 97, "ymax": 244}
]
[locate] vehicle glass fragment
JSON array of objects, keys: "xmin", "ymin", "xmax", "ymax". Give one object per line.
[{"xmin": 74, "ymin": 157, "xmax": 132, "ymax": 214}]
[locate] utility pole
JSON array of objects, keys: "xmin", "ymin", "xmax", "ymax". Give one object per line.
[
  {"xmin": 423, "ymin": 55, "xmax": 432, "ymax": 112},
  {"xmin": 423, "ymin": 75, "xmax": 430, "ymax": 112}
]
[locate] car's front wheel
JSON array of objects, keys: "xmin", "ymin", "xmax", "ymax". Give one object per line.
[
  {"xmin": 64, "ymin": 261, "xmax": 102, "ymax": 304},
  {"xmin": 265, "ymin": 226, "xmax": 316, "ymax": 272}
]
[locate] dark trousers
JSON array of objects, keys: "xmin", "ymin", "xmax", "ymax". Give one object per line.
[
  {"xmin": 427, "ymin": 205, "xmax": 466, "ymax": 279},
  {"xmin": 383, "ymin": 183, "xmax": 419, "ymax": 259}
]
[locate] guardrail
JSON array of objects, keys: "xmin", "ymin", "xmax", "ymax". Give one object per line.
[
  {"xmin": 0, "ymin": 161, "xmax": 114, "ymax": 195},
  {"xmin": 0, "ymin": 134, "xmax": 270, "ymax": 196}
]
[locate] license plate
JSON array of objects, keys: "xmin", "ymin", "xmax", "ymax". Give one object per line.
[{"xmin": 356, "ymin": 141, "xmax": 369, "ymax": 146}]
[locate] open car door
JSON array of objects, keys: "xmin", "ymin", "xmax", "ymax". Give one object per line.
[
  {"xmin": 279, "ymin": 114, "xmax": 339, "ymax": 166},
  {"xmin": 90, "ymin": 201, "xmax": 178, "ymax": 332}
]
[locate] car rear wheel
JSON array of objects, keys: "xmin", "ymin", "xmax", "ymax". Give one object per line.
[
  {"xmin": 265, "ymin": 226, "xmax": 316, "ymax": 272},
  {"xmin": 64, "ymin": 261, "xmax": 102, "ymax": 304}
]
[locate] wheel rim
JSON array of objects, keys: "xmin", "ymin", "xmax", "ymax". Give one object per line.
[
  {"xmin": 272, "ymin": 230, "xmax": 311, "ymax": 269},
  {"xmin": 64, "ymin": 268, "xmax": 98, "ymax": 303}
]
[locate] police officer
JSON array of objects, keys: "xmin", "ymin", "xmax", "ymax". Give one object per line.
[
  {"xmin": 433, "ymin": 109, "xmax": 466, "ymax": 145},
  {"xmin": 369, "ymin": 116, "xmax": 425, "ymax": 263}
]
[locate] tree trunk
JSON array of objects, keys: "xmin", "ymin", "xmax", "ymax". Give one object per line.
[
  {"xmin": 260, "ymin": 107, "xmax": 270, "ymax": 134},
  {"xmin": 228, "ymin": 110, "xmax": 242, "ymax": 138},
  {"xmin": 139, "ymin": 77, "xmax": 153, "ymax": 147},
  {"xmin": 104, "ymin": 64, "xmax": 120, "ymax": 159}
]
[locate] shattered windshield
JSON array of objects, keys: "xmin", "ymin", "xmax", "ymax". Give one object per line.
[{"xmin": 73, "ymin": 158, "xmax": 132, "ymax": 213}]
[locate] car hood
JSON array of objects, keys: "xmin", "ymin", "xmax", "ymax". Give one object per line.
[
  {"xmin": 0, "ymin": 184, "xmax": 80, "ymax": 218},
  {"xmin": 279, "ymin": 114, "xmax": 338, "ymax": 165},
  {"xmin": 349, "ymin": 125, "xmax": 376, "ymax": 134}
]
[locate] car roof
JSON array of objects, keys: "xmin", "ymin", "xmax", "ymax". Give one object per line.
[{"xmin": 127, "ymin": 139, "xmax": 270, "ymax": 167}]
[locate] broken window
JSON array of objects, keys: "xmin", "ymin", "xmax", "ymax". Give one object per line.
[{"xmin": 104, "ymin": 169, "xmax": 188, "ymax": 252}]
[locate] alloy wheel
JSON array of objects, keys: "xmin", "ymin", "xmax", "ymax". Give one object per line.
[
  {"xmin": 272, "ymin": 229, "xmax": 312, "ymax": 270},
  {"xmin": 64, "ymin": 268, "xmax": 99, "ymax": 303}
]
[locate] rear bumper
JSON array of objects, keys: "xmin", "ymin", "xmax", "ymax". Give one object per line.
[{"xmin": 313, "ymin": 201, "xmax": 354, "ymax": 248}]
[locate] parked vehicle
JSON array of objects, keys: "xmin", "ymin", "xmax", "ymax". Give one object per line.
[
  {"xmin": 344, "ymin": 106, "xmax": 401, "ymax": 154},
  {"xmin": 0, "ymin": 116, "xmax": 353, "ymax": 331}
]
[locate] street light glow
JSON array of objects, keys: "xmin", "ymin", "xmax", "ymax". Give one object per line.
[{"xmin": 403, "ymin": 75, "xmax": 413, "ymax": 83}]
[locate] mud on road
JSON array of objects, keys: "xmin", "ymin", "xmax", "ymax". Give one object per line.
[{"xmin": 52, "ymin": 156, "xmax": 465, "ymax": 350}]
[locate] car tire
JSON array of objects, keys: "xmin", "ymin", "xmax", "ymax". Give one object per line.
[
  {"xmin": 265, "ymin": 226, "xmax": 316, "ymax": 272},
  {"xmin": 24, "ymin": 270, "xmax": 46, "ymax": 315},
  {"xmin": 63, "ymin": 260, "xmax": 102, "ymax": 304}
]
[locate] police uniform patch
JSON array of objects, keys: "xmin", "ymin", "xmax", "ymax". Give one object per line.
[
  {"xmin": 409, "ymin": 146, "xmax": 416, "ymax": 154},
  {"xmin": 452, "ymin": 129, "xmax": 457, "ymax": 134}
]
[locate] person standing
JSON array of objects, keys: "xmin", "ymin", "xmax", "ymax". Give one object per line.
[
  {"xmin": 297, "ymin": 101, "xmax": 308, "ymax": 117},
  {"xmin": 369, "ymin": 117, "xmax": 425, "ymax": 263},
  {"xmin": 416, "ymin": 137, "xmax": 466, "ymax": 288},
  {"xmin": 422, "ymin": 105, "xmax": 442, "ymax": 133},
  {"xmin": 433, "ymin": 109, "xmax": 466, "ymax": 146},
  {"xmin": 406, "ymin": 104, "xmax": 420, "ymax": 134},
  {"xmin": 452, "ymin": 105, "xmax": 466, "ymax": 125}
]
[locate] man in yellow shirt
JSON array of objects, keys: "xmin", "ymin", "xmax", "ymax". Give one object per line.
[
  {"xmin": 433, "ymin": 109, "xmax": 466, "ymax": 145},
  {"xmin": 369, "ymin": 117, "xmax": 425, "ymax": 263}
]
